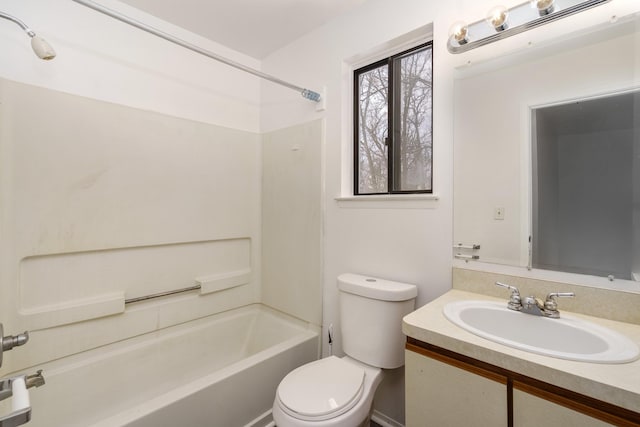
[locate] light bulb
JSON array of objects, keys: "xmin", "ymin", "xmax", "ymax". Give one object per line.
[
  {"xmin": 30, "ymin": 36, "xmax": 56, "ymax": 60},
  {"xmin": 531, "ymin": 0, "xmax": 555, "ymax": 15},
  {"xmin": 449, "ymin": 21, "xmax": 469, "ymax": 45},
  {"xmin": 486, "ymin": 6, "xmax": 509, "ymax": 31}
]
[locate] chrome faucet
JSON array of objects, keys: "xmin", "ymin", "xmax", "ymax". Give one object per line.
[
  {"xmin": 521, "ymin": 295, "xmax": 544, "ymax": 316},
  {"xmin": 495, "ymin": 282, "xmax": 574, "ymax": 318}
]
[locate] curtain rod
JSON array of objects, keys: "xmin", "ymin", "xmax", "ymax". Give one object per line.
[{"xmin": 71, "ymin": 0, "xmax": 321, "ymax": 102}]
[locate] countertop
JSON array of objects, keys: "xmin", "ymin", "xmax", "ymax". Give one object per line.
[{"xmin": 402, "ymin": 289, "xmax": 640, "ymax": 413}]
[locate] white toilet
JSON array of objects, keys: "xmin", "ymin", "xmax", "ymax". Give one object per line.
[{"xmin": 272, "ymin": 273, "xmax": 417, "ymax": 427}]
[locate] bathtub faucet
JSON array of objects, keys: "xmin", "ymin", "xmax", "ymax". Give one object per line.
[
  {"xmin": 0, "ymin": 370, "xmax": 45, "ymax": 427},
  {"xmin": 0, "ymin": 323, "xmax": 29, "ymax": 369}
]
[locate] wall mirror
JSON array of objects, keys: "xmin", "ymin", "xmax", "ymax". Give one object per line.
[
  {"xmin": 453, "ymin": 12, "xmax": 640, "ymax": 287},
  {"xmin": 532, "ymin": 90, "xmax": 639, "ymax": 281}
]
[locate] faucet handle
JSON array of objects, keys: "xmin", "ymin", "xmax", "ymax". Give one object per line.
[
  {"xmin": 543, "ymin": 292, "xmax": 575, "ymax": 318},
  {"xmin": 495, "ymin": 281, "xmax": 520, "ymax": 294},
  {"xmin": 495, "ymin": 282, "xmax": 522, "ymax": 311}
]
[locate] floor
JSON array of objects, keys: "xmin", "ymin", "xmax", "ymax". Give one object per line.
[{"xmin": 370, "ymin": 421, "xmax": 382, "ymax": 427}]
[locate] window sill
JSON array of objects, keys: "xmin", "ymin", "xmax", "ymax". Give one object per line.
[{"xmin": 335, "ymin": 194, "xmax": 440, "ymax": 209}]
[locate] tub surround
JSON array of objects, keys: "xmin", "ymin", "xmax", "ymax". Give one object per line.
[
  {"xmin": 403, "ymin": 289, "xmax": 640, "ymax": 414},
  {"xmin": 261, "ymin": 120, "xmax": 323, "ymax": 327},
  {"xmin": 0, "ymin": 78, "xmax": 324, "ymax": 377},
  {"xmin": 0, "ymin": 78, "xmax": 262, "ymax": 376}
]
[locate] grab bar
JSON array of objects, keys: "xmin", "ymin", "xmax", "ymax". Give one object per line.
[
  {"xmin": 453, "ymin": 243, "xmax": 480, "ymax": 250},
  {"xmin": 454, "ymin": 253, "xmax": 480, "ymax": 260},
  {"xmin": 124, "ymin": 285, "xmax": 201, "ymax": 305},
  {"xmin": 124, "ymin": 268, "xmax": 252, "ymax": 305}
]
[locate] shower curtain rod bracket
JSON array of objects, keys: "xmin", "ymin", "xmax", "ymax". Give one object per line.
[{"xmin": 313, "ymin": 86, "xmax": 327, "ymax": 112}]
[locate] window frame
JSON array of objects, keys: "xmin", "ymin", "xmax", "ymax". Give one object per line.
[{"xmin": 353, "ymin": 41, "xmax": 434, "ymax": 196}]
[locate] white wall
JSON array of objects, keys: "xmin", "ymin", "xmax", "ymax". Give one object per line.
[{"xmin": 260, "ymin": 0, "xmax": 640, "ymax": 423}]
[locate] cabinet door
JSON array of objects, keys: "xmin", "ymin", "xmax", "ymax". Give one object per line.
[
  {"xmin": 405, "ymin": 348, "xmax": 508, "ymax": 427},
  {"xmin": 513, "ymin": 388, "xmax": 614, "ymax": 427}
]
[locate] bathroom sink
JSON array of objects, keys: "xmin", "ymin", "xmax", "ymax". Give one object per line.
[{"xmin": 443, "ymin": 300, "xmax": 640, "ymax": 364}]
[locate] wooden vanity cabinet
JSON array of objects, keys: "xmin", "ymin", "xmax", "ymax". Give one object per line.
[
  {"xmin": 406, "ymin": 338, "xmax": 640, "ymax": 427},
  {"xmin": 513, "ymin": 387, "xmax": 613, "ymax": 427},
  {"xmin": 405, "ymin": 343, "xmax": 508, "ymax": 426}
]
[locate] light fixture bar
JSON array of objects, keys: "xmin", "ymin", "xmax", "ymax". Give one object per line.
[
  {"xmin": 448, "ymin": 0, "xmax": 612, "ymax": 54},
  {"xmin": 71, "ymin": 0, "xmax": 321, "ymax": 102}
]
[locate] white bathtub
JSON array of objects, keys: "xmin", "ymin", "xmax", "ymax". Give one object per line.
[{"xmin": 25, "ymin": 304, "xmax": 319, "ymax": 427}]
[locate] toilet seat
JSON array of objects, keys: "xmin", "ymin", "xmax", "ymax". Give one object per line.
[{"xmin": 277, "ymin": 356, "xmax": 365, "ymax": 421}]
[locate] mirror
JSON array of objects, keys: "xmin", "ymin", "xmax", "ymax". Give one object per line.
[
  {"xmin": 531, "ymin": 91, "xmax": 639, "ymax": 281},
  {"xmin": 453, "ymin": 13, "xmax": 640, "ymax": 286}
]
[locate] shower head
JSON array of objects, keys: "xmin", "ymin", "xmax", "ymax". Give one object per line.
[
  {"xmin": 0, "ymin": 11, "xmax": 56, "ymax": 60},
  {"xmin": 30, "ymin": 35, "xmax": 56, "ymax": 60}
]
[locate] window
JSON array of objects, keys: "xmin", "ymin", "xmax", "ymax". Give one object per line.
[{"xmin": 354, "ymin": 42, "xmax": 433, "ymax": 195}]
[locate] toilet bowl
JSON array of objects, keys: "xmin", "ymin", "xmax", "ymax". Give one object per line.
[
  {"xmin": 272, "ymin": 274, "xmax": 417, "ymax": 427},
  {"xmin": 273, "ymin": 356, "xmax": 382, "ymax": 427}
]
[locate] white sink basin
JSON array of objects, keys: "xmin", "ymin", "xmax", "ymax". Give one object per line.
[{"xmin": 443, "ymin": 300, "xmax": 640, "ymax": 364}]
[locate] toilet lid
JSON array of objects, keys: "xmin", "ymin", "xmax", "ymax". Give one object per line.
[{"xmin": 277, "ymin": 356, "xmax": 365, "ymax": 420}]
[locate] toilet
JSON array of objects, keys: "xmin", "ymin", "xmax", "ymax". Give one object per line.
[{"xmin": 272, "ymin": 273, "xmax": 418, "ymax": 427}]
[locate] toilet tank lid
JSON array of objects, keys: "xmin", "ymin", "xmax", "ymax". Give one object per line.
[{"xmin": 337, "ymin": 273, "xmax": 417, "ymax": 301}]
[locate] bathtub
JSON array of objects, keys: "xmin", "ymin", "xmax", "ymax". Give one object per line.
[{"xmin": 24, "ymin": 304, "xmax": 319, "ymax": 427}]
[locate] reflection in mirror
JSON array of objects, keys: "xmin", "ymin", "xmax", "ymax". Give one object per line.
[
  {"xmin": 532, "ymin": 91, "xmax": 640, "ymax": 281},
  {"xmin": 453, "ymin": 12, "xmax": 640, "ymax": 287}
]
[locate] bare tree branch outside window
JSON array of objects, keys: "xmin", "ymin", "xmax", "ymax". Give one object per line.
[
  {"xmin": 355, "ymin": 43, "xmax": 433, "ymax": 194},
  {"xmin": 358, "ymin": 65, "xmax": 389, "ymax": 193}
]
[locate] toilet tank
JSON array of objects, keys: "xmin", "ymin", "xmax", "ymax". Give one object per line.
[{"xmin": 338, "ymin": 273, "xmax": 417, "ymax": 369}]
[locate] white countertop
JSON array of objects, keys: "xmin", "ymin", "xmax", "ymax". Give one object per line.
[{"xmin": 402, "ymin": 289, "xmax": 640, "ymax": 412}]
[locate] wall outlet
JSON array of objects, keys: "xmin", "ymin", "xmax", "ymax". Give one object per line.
[{"xmin": 494, "ymin": 207, "xmax": 505, "ymax": 220}]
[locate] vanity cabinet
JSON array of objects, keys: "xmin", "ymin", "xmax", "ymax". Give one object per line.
[
  {"xmin": 513, "ymin": 388, "xmax": 611, "ymax": 427},
  {"xmin": 405, "ymin": 345, "xmax": 508, "ymax": 426},
  {"xmin": 406, "ymin": 338, "xmax": 640, "ymax": 427}
]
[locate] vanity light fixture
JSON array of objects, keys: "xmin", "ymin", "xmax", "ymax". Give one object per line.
[
  {"xmin": 449, "ymin": 21, "xmax": 470, "ymax": 45},
  {"xmin": 447, "ymin": 0, "xmax": 611, "ymax": 54},
  {"xmin": 487, "ymin": 5, "xmax": 509, "ymax": 31},
  {"xmin": 532, "ymin": 0, "xmax": 556, "ymax": 15}
]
